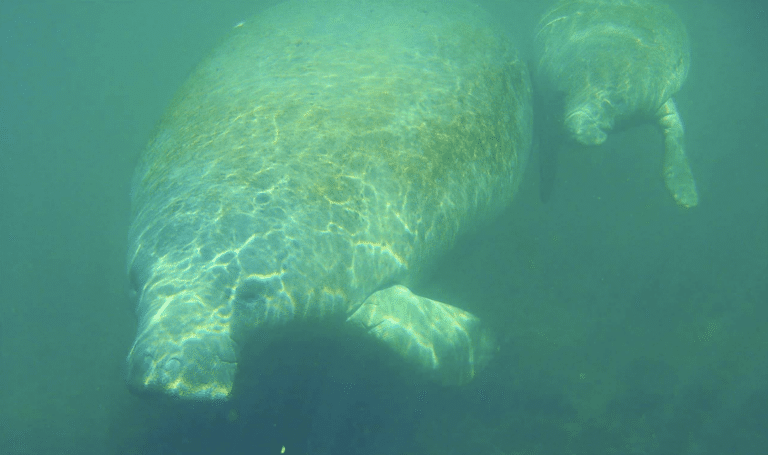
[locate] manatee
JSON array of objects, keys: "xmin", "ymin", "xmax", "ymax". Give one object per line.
[
  {"xmin": 534, "ymin": 0, "xmax": 698, "ymax": 207},
  {"xmin": 125, "ymin": 0, "xmax": 532, "ymax": 400}
]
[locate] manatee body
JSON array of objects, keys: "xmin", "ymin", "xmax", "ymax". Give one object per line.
[
  {"xmin": 534, "ymin": 0, "xmax": 698, "ymax": 207},
  {"xmin": 126, "ymin": 0, "xmax": 532, "ymax": 400}
]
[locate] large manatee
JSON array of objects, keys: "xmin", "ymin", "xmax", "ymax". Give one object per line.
[
  {"xmin": 534, "ymin": 0, "xmax": 697, "ymax": 207},
  {"xmin": 126, "ymin": 0, "xmax": 532, "ymax": 400}
]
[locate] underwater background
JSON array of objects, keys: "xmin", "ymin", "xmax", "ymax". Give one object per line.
[{"xmin": 1, "ymin": 0, "xmax": 765, "ymax": 454}]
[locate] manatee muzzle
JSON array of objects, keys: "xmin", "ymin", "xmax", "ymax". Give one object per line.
[
  {"xmin": 126, "ymin": 317, "xmax": 238, "ymax": 400},
  {"xmin": 565, "ymin": 102, "xmax": 612, "ymax": 146}
]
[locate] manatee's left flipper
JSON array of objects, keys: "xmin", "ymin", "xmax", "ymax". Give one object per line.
[
  {"xmin": 658, "ymin": 98, "xmax": 698, "ymax": 208},
  {"xmin": 346, "ymin": 285, "xmax": 496, "ymax": 385}
]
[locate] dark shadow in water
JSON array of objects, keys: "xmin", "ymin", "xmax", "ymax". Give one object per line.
[
  {"xmin": 112, "ymin": 332, "xmax": 426, "ymax": 455},
  {"xmin": 531, "ymin": 72, "xmax": 567, "ymax": 205}
]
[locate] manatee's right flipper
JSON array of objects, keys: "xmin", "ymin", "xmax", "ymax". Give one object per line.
[
  {"xmin": 346, "ymin": 285, "xmax": 495, "ymax": 385},
  {"xmin": 658, "ymin": 98, "xmax": 698, "ymax": 207}
]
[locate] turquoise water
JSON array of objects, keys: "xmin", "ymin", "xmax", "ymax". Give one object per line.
[{"xmin": 0, "ymin": 1, "xmax": 765, "ymax": 453}]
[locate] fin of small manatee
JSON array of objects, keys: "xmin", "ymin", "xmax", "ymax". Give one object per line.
[
  {"xmin": 535, "ymin": 99, "xmax": 565, "ymax": 204},
  {"xmin": 346, "ymin": 285, "xmax": 496, "ymax": 385},
  {"xmin": 531, "ymin": 63, "xmax": 566, "ymax": 204},
  {"xmin": 658, "ymin": 98, "xmax": 698, "ymax": 208}
]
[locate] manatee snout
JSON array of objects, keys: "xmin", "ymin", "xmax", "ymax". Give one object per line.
[
  {"xmin": 565, "ymin": 102, "xmax": 611, "ymax": 146},
  {"xmin": 126, "ymin": 344, "xmax": 168, "ymax": 396},
  {"xmin": 125, "ymin": 346, "xmax": 180, "ymax": 397},
  {"xmin": 126, "ymin": 329, "xmax": 238, "ymax": 400}
]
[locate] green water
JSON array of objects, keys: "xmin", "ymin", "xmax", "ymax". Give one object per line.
[{"xmin": 1, "ymin": 1, "xmax": 765, "ymax": 453}]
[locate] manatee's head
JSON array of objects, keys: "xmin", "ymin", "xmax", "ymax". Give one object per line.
[
  {"xmin": 563, "ymin": 95, "xmax": 614, "ymax": 146},
  {"xmin": 125, "ymin": 236, "xmax": 241, "ymax": 400},
  {"xmin": 124, "ymin": 197, "xmax": 262, "ymax": 401},
  {"xmin": 124, "ymin": 180, "xmax": 310, "ymax": 401}
]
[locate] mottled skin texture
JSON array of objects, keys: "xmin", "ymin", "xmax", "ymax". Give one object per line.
[
  {"xmin": 534, "ymin": 0, "xmax": 698, "ymax": 207},
  {"xmin": 126, "ymin": 0, "xmax": 532, "ymax": 400}
]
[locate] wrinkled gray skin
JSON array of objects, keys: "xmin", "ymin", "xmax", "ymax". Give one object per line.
[
  {"xmin": 534, "ymin": 0, "xmax": 698, "ymax": 207},
  {"xmin": 125, "ymin": 0, "xmax": 532, "ymax": 401}
]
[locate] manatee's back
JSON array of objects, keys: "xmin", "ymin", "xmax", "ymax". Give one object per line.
[
  {"xmin": 126, "ymin": 0, "xmax": 531, "ymax": 399},
  {"xmin": 130, "ymin": 0, "xmax": 530, "ymax": 312}
]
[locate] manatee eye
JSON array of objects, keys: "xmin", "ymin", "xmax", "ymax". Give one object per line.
[
  {"xmin": 235, "ymin": 279, "xmax": 267, "ymax": 308},
  {"xmin": 128, "ymin": 256, "xmax": 152, "ymax": 295},
  {"xmin": 129, "ymin": 265, "xmax": 142, "ymax": 294}
]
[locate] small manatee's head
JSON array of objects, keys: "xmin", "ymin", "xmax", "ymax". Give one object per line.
[{"xmin": 564, "ymin": 98, "xmax": 614, "ymax": 146}]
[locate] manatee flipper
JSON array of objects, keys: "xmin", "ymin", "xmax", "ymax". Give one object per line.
[
  {"xmin": 346, "ymin": 285, "xmax": 495, "ymax": 385},
  {"xmin": 658, "ymin": 98, "xmax": 698, "ymax": 208}
]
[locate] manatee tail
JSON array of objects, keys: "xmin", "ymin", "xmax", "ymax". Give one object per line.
[
  {"xmin": 346, "ymin": 285, "xmax": 495, "ymax": 385},
  {"xmin": 658, "ymin": 98, "xmax": 698, "ymax": 208}
]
